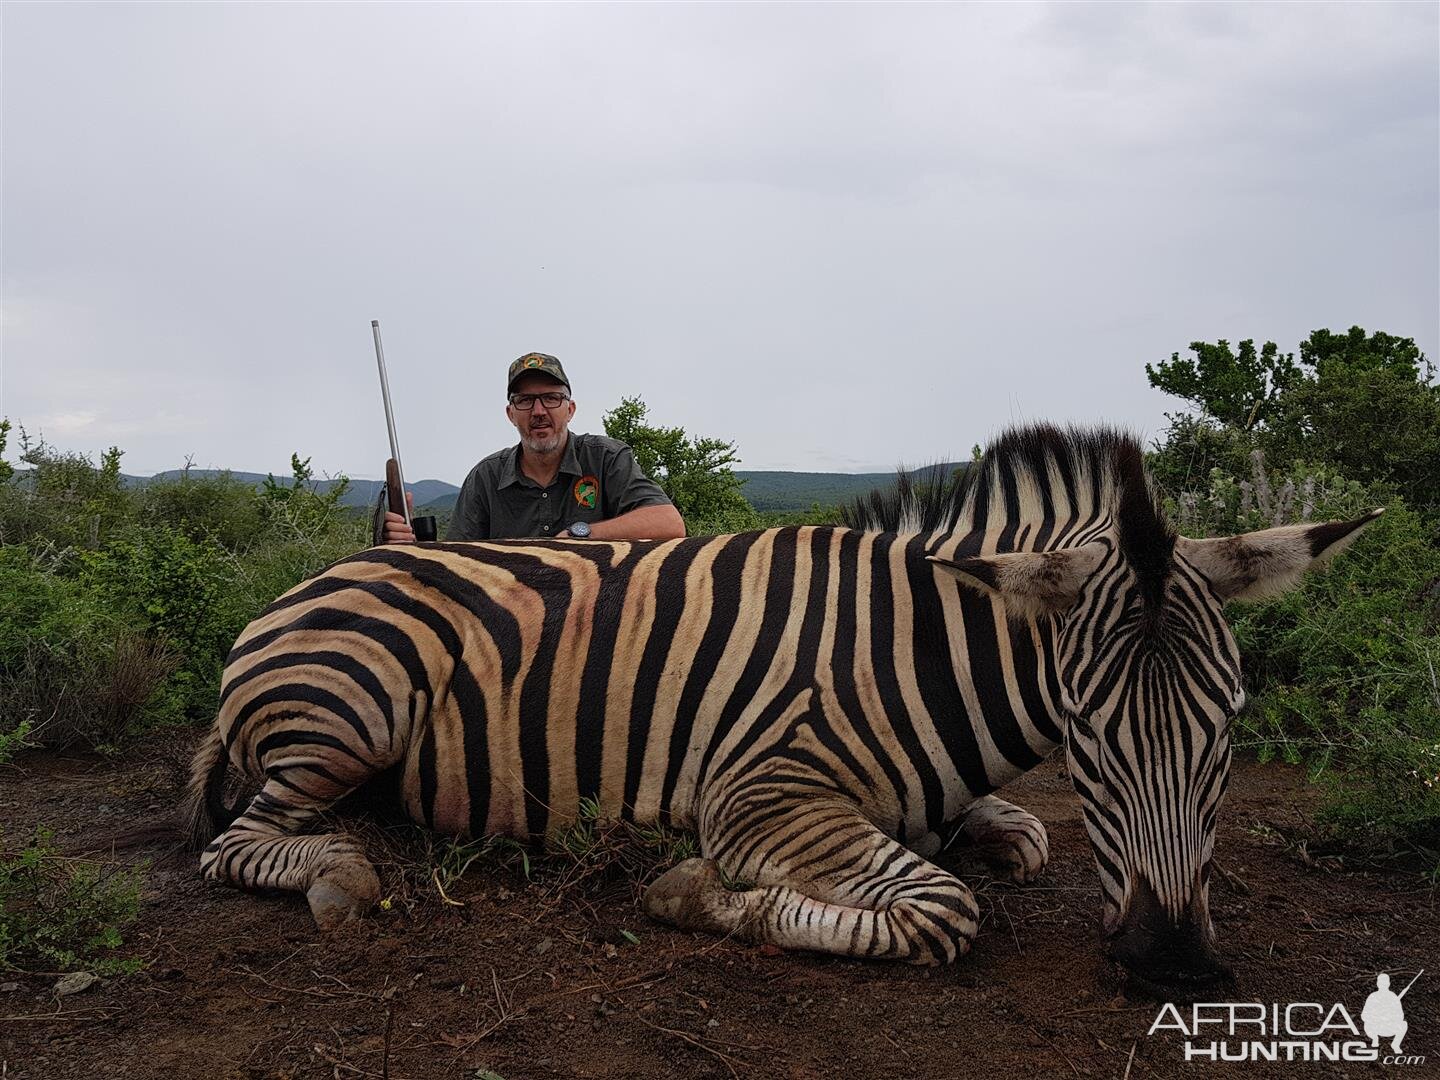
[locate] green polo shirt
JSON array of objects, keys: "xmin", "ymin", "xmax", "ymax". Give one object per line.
[{"xmin": 445, "ymin": 433, "xmax": 673, "ymax": 540}]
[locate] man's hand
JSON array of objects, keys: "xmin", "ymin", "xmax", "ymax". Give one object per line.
[
  {"xmin": 382, "ymin": 491, "xmax": 416, "ymax": 543},
  {"xmin": 557, "ymin": 505, "xmax": 686, "ymax": 541}
]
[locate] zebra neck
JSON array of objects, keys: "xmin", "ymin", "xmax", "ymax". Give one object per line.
[{"xmin": 898, "ymin": 534, "xmax": 1069, "ymax": 818}]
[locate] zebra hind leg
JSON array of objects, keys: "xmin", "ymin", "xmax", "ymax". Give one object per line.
[
  {"xmin": 645, "ymin": 798, "xmax": 980, "ymax": 965},
  {"xmin": 948, "ymin": 794, "xmax": 1050, "ymax": 884},
  {"xmin": 200, "ymin": 771, "xmax": 381, "ymax": 930}
]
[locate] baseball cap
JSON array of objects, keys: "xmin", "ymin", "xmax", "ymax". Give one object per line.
[{"xmin": 507, "ymin": 352, "xmax": 570, "ymax": 394}]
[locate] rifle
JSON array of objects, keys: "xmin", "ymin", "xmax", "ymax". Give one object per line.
[
  {"xmin": 1397, "ymin": 969, "xmax": 1423, "ymax": 999},
  {"xmin": 371, "ymin": 320, "xmax": 437, "ymax": 543}
]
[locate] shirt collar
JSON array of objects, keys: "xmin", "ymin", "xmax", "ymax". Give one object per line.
[
  {"xmin": 559, "ymin": 432, "xmax": 582, "ymax": 477},
  {"xmin": 497, "ymin": 433, "xmax": 583, "ymax": 489}
]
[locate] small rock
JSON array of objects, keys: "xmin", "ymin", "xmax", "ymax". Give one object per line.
[
  {"xmin": 54, "ymin": 972, "xmax": 99, "ymax": 997},
  {"xmin": 0, "ymin": 981, "xmax": 21, "ymax": 993},
  {"xmin": 707, "ymin": 1018, "xmax": 720, "ymax": 1028},
  {"xmin": 534, "ymin": 938, "xmax": 554, "ymax": 956}
]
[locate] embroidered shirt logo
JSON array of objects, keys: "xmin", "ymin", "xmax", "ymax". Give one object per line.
[{"xmin": 574, "ymin": 476, "xmax": 598, "ymax": 509}]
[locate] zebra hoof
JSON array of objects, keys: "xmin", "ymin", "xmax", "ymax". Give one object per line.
[
  {"xmin": 956, "ymin": 842, "xmax": 1042, "ymax": 885},
  {"xmin": 644, "ymin": 858, "xmax": 727, "ymax": 929},
  {"xmin": 306, "ymin": 862, "xmax": 381, "ymax": 930}
]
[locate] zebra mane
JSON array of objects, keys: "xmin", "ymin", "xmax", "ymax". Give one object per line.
[
  {"xmin": 842, "ymin": 423, "xmax": 1176, "ymax": 601},
  {"xmin": 839, "ymin": 462, "xmax": 976, "ymax": 535}
]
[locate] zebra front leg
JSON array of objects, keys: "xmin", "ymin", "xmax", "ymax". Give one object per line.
[
  {"xmin": 645, "ymin": 798, "xmax": 980, "ymax": 965},
  {"xmin": 200, "ymin": 772, "xmax": 380, "ymax": 930},
  {"xmin": 948, "ymin": 794, "xmax": 1049, "ymax": 884}
]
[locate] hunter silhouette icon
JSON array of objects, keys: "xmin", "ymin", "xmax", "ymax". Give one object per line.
[{"xmin": 1363, "ymin": 971, "xmax": 1422, "ymax": 1053}]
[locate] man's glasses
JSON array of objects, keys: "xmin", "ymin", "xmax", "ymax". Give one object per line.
[{"xmin": 508, "ymin": 391, "xmax": 570, "ymax": 411}]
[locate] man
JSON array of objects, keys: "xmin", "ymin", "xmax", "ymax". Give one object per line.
[{"xmin": 382, "ymin": 352, "xmax": 686, "ymax": 543}]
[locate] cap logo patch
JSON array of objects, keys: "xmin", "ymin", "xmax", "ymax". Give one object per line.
[
  {"xmin": 574, "ymin": 476, "xmax": 598, "ymax": 509},
  {"xmin": 523, "ymin": 356, "xmax": 545, "ymax": 369}
]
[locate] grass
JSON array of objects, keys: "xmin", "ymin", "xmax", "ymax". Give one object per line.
[
  {"xmin": 350, "ymin": 799, "xmax": 700, "ymax": 920},
  {"xmin": 0, "ymin": 828, "xmax": 146, "ymax": 975}
]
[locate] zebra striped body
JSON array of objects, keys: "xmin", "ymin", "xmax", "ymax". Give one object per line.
[
  {"xmin": 225, "ymin": 528, "xmax": 1058, "ymax": 841},
  {"xmin": 188, "ymin": 425, "xmax": 1377, "ymax": 975}
]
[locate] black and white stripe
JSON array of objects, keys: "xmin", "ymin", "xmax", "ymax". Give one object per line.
[{"xmin": 184, "ymin": 424, "xmax": 1378, "ymax": 972}]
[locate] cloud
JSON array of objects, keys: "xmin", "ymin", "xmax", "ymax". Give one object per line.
[
  {"xmin": 2, "ymin": 4, "xmax": 1434, "ymax": 478},
  {"xmin": 37, "ymin": 411, "xmax": 97, "ymax": 435}
]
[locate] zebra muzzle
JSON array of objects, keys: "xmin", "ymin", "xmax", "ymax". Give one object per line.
[{"xmin": 1107, "ymin": 875, "xmax": 1232, "ymax": 993}]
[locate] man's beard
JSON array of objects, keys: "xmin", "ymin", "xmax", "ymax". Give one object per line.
[{"xmin": 521, "ymin": 427, "xmax": 566, "ymax": 454}]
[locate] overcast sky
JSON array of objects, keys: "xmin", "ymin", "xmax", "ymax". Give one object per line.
[{"xmin": 3, "ymin": 3, "xmax": 1436, "ymax": 481}]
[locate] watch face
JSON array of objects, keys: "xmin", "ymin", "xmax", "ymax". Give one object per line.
[{"xmin": 569, "ymin": 521, "xmax": 591, "ymax": 538}]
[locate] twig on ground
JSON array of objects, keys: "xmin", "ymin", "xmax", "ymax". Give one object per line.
[
  {"xmin": 633, "ymin": 1013, "xmax": 743, "ymax": 1080},
  {"xmin": 382, "ymin": 1005, "xmax": 394, "ymax": 1080},
  {"xmin": 1029, "ymin": 1026, "xmax": 1083, "ymax": 1078}
]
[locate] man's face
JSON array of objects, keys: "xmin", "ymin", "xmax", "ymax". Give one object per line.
[{"xmin": 506, "ymin": 373, "xmax": 575, "ymax": 454}]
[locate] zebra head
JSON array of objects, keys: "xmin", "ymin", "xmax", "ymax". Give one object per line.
[{"xmin": 934, "ymin": 508, "xmax": 1381, "ymax": 989}]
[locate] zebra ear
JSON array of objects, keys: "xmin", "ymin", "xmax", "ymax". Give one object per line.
[
  {"xmin": 1174, "ymin": 509, "xmax": 1383, "ymax": 602},
  {"xmin": 928, "ymin": 542, "xmax": 1109, "ymax": 621}
]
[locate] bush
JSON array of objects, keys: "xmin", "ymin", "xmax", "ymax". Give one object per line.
[
  {"xmin": 0, "ymin": 434, "xmax": 135, "ymax": 551},
  {"xmin": 0, "ymin": 546, "xmax": 177, "ymax": 750},
  {"xmin": 79, "ymin": 525, "xmax": 246, "ymax": 724},
  {"xmin": 0, "ymin": 828, "xmax": 145, "ymax": 975},
  {"xmin": 139, "ymin": 471, "xmax": 268, "ymax": 550},
  {"xmin": 1147, "ymin": 327, "xmax": 1439, "ymax": 517},
  {"xmin": 1163, "ymin": 454, "xmax": 1440, "ymax": 855},
  {"xmin": 0, "ymin": 436, "xmax": 369, "ymax": 750},
  {"xmin": 602, "ymin": 397, "xmax": 764, "ymax": 535},
  {"xmin": 1164, "ymin": 451, "xmax": 1381, "ymax": 539}
]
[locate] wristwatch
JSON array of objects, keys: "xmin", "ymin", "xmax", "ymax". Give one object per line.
[{"xmin": 567, "ymin": 521, "xmax": 591, "ymax": 538}]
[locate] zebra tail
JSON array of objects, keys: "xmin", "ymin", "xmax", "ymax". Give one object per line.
[{"xmin": 181, "ymin": 725, "xmax": 236, "ymax": 850}]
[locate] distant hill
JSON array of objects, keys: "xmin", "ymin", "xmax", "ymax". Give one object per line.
[
  {"xmin": 124, "ymin": 469, "xmax": 461, "ymax": 512},
  {"xmin": 109, "ymin": 463, "xmax": 969, "ymax": 515},
  {"xmin": 735, "ymin": 465, "xmax": 964, "ymax": 511}
]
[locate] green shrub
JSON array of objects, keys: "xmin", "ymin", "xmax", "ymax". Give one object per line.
[
  {"xmin": 1230, "ymin": 502, "xmax": 1440, "ymax": 851},
  {"xmin": 1164, "ymin": 452, "xmax": 1382, "ymax": 539},
  {"xmin": 79, "ymin": 525, "xmax": 247, "ymax": 724},
  {"xmin": 1146, "ymin": 327, "xmax": 1440, "ymax": 516},
  {"xmin": 1165, "ymin": 456, "xmax": 1440, "ymax": 856},
  {"xmin": 0, "ymin": 546, "xmax": 177, "ymax": 750},
  {"xmin": 0, "ymin": 719, "xmax": 35, "ymax": 766},
  {"xmin": 602, "ymin": 396, "xmax": 761, "ymax": 534},
  {"xmin": 0, "ymin": 431, "xmax": 134, "ymax": 550},
  {"xmin": 139, "ymin": 471, "xmax": 268, "ymax": 550},
  {"xmin": 0, "ymin": 828, "xmax": 145, "ymax": 975},
  {"xmin": 0, "ymin": 442, "xmax": 369, "ymax": 748}
]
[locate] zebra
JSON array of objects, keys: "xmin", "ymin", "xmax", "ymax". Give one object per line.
[{"xmin": 184, "ymin": 424, "xmax": 1378, "ymax": 983}]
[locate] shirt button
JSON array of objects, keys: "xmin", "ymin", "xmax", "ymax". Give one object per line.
[
  {"xmin": 542, "ymin": 524, "xmax": 550, "ymax": 531},
  {"xmin": 542, "ymin": 492, "xmax": 548, "ymax": 498}
]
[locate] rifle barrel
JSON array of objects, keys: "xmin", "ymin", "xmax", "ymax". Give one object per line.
[
  {"xmin": 371, "ymin": 319, "xmax": 411, "ymax": 527},
  {"xmin": 1397, "ymin": 969, "xmax": 1423, "ymax": 999}
]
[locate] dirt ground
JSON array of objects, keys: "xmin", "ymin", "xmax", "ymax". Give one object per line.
[{"xmin": 2, "ymin": 737, "xmax": 1435, "ymax": 1080}]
